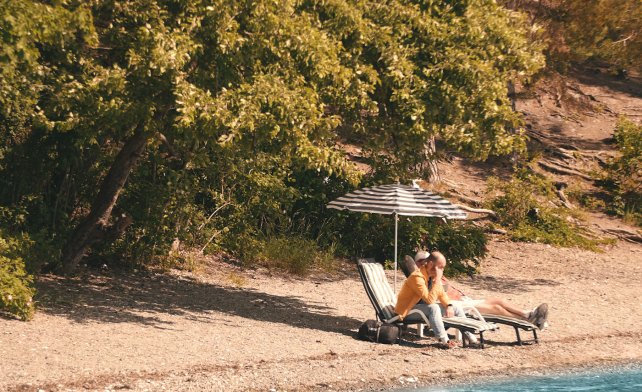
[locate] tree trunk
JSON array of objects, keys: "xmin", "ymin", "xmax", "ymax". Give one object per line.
[
  {"xmin": 422, "ymin": 136, "xmax": 441, "ymax": 183},
  {"xmin": 507, "ymin": 80, "xmax": 520, "ymax": 163},
  {"xmin": 507, "ymin": 80, "xmax": 517, "ymax": 112},
  {"xmin": 60, "ymin": 125, "xmax": 149, "ymax": 274}
]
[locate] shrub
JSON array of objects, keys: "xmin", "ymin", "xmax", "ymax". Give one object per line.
[
  {"xmin": 604, "ymin": 118, "xmax": 642, "ymax": 226},
  {"xmin": 258, "ymin": 236, "xmax": 337, "ymax": 275},
  {"xmin": 319, "ymin": 212, "xmax": 488, "ymax": 276},
  {"xmin": 486, "ymin": 170, "xmax": 550, "ymax": 227},
  {"xmin": 0, "ymin": 233, "xmax": 36, "ymax": 320},
  {"xmin": 486, "ymin": 170, "xmax": 603, "ymax": 250},
  {"xmin": 419, "ymin": 222, "xmax": 488, "ymax": 276}
]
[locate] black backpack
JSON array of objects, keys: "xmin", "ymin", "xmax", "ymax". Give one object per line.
[{"xmin": 357, "ymin": 319, "xmax": 401, "ymax": 344}]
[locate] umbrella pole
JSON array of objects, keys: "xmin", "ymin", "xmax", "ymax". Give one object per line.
[{"xmin": 394, "ymin": 213, "xmax": 398, "ymax": 293}]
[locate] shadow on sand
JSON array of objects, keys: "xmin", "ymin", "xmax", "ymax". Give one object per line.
[
  {"xmin": 463, "ymin": 275, "xmax": 561, "ymax": 295},
  {"xmin": 572, "ymin": 64, "xmax": 642, "ymax": 99},
  {"xmin": 34, "ymin": 271, "xmax": 363, "ymax": 337}
]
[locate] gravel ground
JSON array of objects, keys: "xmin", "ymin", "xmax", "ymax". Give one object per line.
[{"xmin": 2, "ymin": 239, "xmax": 641, "ymax": 392}]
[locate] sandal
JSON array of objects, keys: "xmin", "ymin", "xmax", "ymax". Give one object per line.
[{"xmin": 437, "ymin": 340, "xmax": 459, "ymax": 350}]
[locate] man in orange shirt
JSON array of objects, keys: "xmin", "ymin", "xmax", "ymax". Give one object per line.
[{"xmin": 395, "ymin": 250, "xmax": 475, "ymax": 348}]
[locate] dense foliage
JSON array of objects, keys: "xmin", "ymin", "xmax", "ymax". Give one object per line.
[
  {"xmin": 486, "ymin": 170, "xmax": 603, "ymax": 250},
  {"xmin": 0, "ymin": 0, "xmax": 542, "ymax": 283},
  {"xmin": 0, "ymin": 232, "xmax": 36, "ymax": 320},
  {"xmin": 259, "ymin": 236, "xmax": 337, "ymax": 274},
  {"xmin": 502, "ymin": 0, "xmax": 642, "ymax": 73},
  {"xmin": 321, "ymin": 213, "xmax": 488, "ymax": 275},
  {"xmin": 604, "ymin": 118, "xmax": 642, "ymax": 225},
  {"xmin": 559, "ymin": 0, "xmax": 642, "ymax": 72}
]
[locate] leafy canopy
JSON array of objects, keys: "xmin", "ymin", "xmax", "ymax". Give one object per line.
[{"xmin": 0, "ymin": 0, "xmax": 543, "ymax": 270}]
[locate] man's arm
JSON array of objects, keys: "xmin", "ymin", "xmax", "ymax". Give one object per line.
[
  {"xmin": 408, "ymin": 273, "xmax": 439, "ymax": 304},
  {"xmin": 438, "ymin": 289, "xmax": 451, "ymax": 308}
]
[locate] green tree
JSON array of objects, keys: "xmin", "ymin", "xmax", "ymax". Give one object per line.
[
  {"xmin": 1, "ymin": 0, "xmax": 543, "ymax": 274},
  {"xmin": 561, "ymin": 0, "xmax": 642, "ymax": 72},
  {"xmin": 501, "ymin": 0, "xmax": 642, "ymax": 73},
  {"xmin": 604, "ymin": 117, "xmax": 642, "ymax": 224},
  {"xmin": 344, "ymin": 0, "xmax": 544, "ymax": 180}
]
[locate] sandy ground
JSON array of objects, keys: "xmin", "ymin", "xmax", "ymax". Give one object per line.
[{"xmin": 2, "ymin": 238, "xmax": 641, "ymax": 392}]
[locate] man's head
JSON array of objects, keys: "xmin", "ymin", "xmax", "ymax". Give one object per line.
[{"xmin": 425, "ymin": 251, "xmax": 447, "ymax": 278}]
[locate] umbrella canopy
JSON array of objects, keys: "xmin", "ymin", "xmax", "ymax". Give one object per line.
[
  {"xmin": 327, "ymin": 183, "xmax": 467, "ymax": 219},
  {"xmin": 327, "ymin": 183, "xmax": 467, "ymax": 291}
]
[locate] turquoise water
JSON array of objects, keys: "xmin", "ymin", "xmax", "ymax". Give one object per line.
[{"xmin": 399, "ymin": 365, "xmax": 642, "ymax": 392}]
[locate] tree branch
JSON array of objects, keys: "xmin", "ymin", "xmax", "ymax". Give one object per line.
[
  {"xmin": 456, "ymin": 204, "xmax": 497, "ymax": 218},
  {"xmin": 537, "ymin": 160, "xmax": 594, "ymax": 181}
]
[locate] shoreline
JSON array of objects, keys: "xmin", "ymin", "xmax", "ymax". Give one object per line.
[
  {"xmin": 7, "ymin": 340, "xmax": 639, "ymax": 392},
  {"xmin": 384, "ymin": 360, "xmax": 642, "ymax": 392},
  {"xmin": 299, "ymin": 333, "xmax": 642, "ymax": 392},
  {"xmin": 384, "ymin": 359, "xmax": 642, "ymax": 392}
]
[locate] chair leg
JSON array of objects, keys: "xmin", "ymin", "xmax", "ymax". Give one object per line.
[
  {"xmin": 533, "ymin": 328, "xmax": 539, "ymax": 343},
  {"xmin": 479, "ymin": 332, "xmax": 485, "ymax": 349},
  {"xmin": 514, "ymin": 326, "xmax": 523, "ymax": 345},
  {"xmin": 417, "ymin": 323, "xmax": 425, "ymax": 338}
]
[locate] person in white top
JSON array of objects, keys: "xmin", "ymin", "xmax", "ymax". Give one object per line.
[{"xmin": 404, "ymin": 252, "xmax": 549, "ymax": 330}]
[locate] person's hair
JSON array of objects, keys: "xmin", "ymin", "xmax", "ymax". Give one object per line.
[{"xmin": 414, "ymin": 250, "xmax": 430, "ymax": 263}]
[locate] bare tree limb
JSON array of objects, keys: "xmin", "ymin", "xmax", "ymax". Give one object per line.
[
  {"xmin": 602, "ymin": 228, "xmax": 642, "ymax": 244},
  {"xmin": 456, "ymin": 204, "xmax": 497, "ymax": 218},
  {"xmin": 200, "ymin": 230, "xmax": 223, "ymax": 254},
  {"xmin": 157, "ymin": 132, "xmax": 179, "ymax": 159},
  {"xmin": 538, "ymin": 160, "xmax": 594, "ymax": 181},
  {"xmin": 447, "ymin": 192, "xmax": 484, "ymax": 208},
  {"xmin": 197, "ymin": 202, "xmax": 232, "ymax": 231}
]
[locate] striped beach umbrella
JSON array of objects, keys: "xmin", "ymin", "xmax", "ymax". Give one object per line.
[{"xmin": 327, "ymin": 183, "xmax": 467, "ymax": 291}]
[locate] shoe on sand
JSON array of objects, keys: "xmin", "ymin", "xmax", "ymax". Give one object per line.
[
  {"xmin": 437, "ymin": 340, "xmax": 459, "ymax": 350},
  {"xmin": 528, "ymin": 303, "xmax": 549, "ymax": 330}
]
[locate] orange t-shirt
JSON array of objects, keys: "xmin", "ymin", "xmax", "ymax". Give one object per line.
[{"xmin": 395, "ymin": 271, "xmax": 450, "ymax": 319}]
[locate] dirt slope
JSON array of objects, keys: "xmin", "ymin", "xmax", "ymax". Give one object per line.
[{"xmin": 440, "ymin": 66, "xmax": 642, "ymax": 239}]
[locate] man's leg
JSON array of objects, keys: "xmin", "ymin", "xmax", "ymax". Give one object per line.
[
  {"xmin": 414, "ymin": 303, "xmax": 449, "ymax": 343},
  {"xmin": 440, "ymin": 303, "xmax": 478, "ymax": 344},
  {"xmin": 450, "ymin": 303, "xmax": 467, "ymax": 318}
]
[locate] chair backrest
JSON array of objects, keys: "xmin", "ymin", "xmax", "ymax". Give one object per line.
[
  {"xmin": 357, "ymin": 258, "xmax": 397, "ymax": 321},
  {"xmin": 400, "ymin": 255, "xmax": 416, "ymax": 278}
]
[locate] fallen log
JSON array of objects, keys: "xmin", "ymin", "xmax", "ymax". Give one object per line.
[
  {"xmin": 448, "ymin": 192, "xmax": 484, "ymax": 208},
  {"xmin": 553, "ymin": 182, "xmax": 575, "ymax": 209},
  {"xmin": 456, "ymin": 204, "xmax": 497, "ymax": 218},
  {"xmin": 555, "ymin": 189, "xmax": 574, "ymax": 209},
  {"xmin": 602, "ymin": 228, "xmax": 642, "ymax": 244}
]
